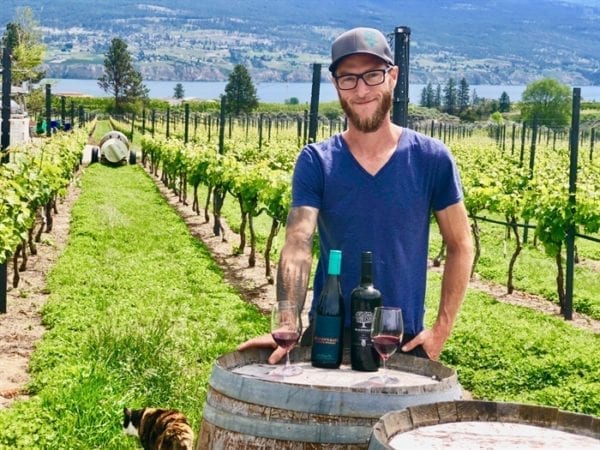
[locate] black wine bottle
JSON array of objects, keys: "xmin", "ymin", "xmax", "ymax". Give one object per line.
[
  {"xmin": 311, "ymin": 249, "xmax": 344, "ymax": 369},
  {"xmin": 350, "ymin": 251, "xmax": 382, "ymax": 371}
]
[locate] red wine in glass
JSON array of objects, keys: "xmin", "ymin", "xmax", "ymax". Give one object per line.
[
  {"xmin": 369, "ymin": 306, "xmax": 403, "ymax": 385},
  {"xmin": 271, "ymin": 331, "xmax": 300, "ymax": 351},
  {"xmin": 270, "ymin": 301, "xmax": 303, "ymax": 377},
  {"xmin": 372, "ymin": 334, "xmax": 400, "ymax": 360}
]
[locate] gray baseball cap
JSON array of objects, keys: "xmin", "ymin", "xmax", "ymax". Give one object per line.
[{"xmin": 329, "ymin": 27, "xmax": 394, "ymax": 73}]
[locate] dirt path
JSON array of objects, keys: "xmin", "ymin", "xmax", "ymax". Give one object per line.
[
  {"xmin": 1, "ymin": 162, "xmax": 598, "ymax": 409},
  {"xmin": 0, "ymin": 181, "xmax": 80, "ymax": 408}
]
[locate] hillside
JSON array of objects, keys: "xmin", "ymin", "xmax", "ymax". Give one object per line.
[{"xmin": 2, "ymin": 0, "xmax": 599, "ymax": 84}]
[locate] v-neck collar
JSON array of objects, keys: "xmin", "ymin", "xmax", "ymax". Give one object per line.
[{"xmin": 338, "ymin": 129, "xmax": 406, "ymax": 178}]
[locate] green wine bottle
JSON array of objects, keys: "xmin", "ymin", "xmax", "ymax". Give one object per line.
[{"xmin": 311, "ymin": 249, "xmax": 344, "ymax": 369}]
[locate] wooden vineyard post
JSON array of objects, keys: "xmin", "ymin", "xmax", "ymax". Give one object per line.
[
  {"xmin": 61, "ymin": 96, "xmax": 66, "ymax": 130},
  {"xmin": 392, "ymin": 26, "xmax": 410, "ymax": 127},
  {"xmin": 184, "ymin": 103, "xmax": 189, "ymax": 144},
  {"xmin": 166, "ymin": 105, "xmax": 170, "ymax": 139},
  {"xmin": 308, "ymin": 63, "xmax": 321, "ymax": 144},
  {"xmin": 258, "ymin": 113, "xmax": 263, "ymax": 150},
  {"xmin": 564, "ymin": 87, "xmax": 581, "ymax": 321},
  {"xmin": 45, "ymin": 84, "xmax": 52, "ymax": 137},
  {"xmin": 1, "ymin": 46, "xmax": 12, "ymax": 313},
  {"xmin": 212, "ymin": 96, "xmax": 226, "ymax": 239},
  {"xmin": 151, "ymin": 109, "xmax": 156, "ymax": 138},
  {"xmin": 303, "ymin": 109, "xmax": 308, "ymax": 146}
]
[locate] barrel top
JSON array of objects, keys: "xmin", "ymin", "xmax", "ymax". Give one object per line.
[
  {"xmin": 232, "ymin": 362, "xmax": 439, "ymax": 389},
  {"xmin": 389, "ymin": 421, "xmax": 599, "ymax": 449},
  {"xmin": 215, "ymin": 347, "xmax": 460, "ymax": 394},
  {"xmin": 369, "ymin": 400, "xmax": 600, "ymax": 450}
]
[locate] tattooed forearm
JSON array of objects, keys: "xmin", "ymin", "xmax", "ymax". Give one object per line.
[{"xmin": 275, "ymin": 206, "xmax": 317, "ymax": 310}]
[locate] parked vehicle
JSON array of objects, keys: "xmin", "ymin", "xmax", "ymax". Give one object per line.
[{"xmin": 91, "ymin": 131, "xmax": 136, "ymax": 165}]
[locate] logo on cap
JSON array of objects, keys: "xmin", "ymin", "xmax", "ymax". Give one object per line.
[{"xmin": 363, "ymin": 30, "xmax": 379, "ymax": 48}]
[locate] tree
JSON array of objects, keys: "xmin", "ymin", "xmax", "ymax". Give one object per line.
[
  {"xmin": 420, "ymin": 82, "xmax": 435, "ymax": 108},
  {"xmin": 443, "ymin": 78, "xmax": 458, "ymax": 115},
  {"xmin": 498, "ymin": 91, "xmax": 511, "ymax": 112},
  {"xmin": 224, "ymin": 64, "xmax": 258, "ymax": 115},
  {"xmin": 98, "ymin": 37, "xmax": 148, "ymax": 113},
  {"xmin": 520, "ymin": 78, "xmax": 571, "ymax": 129},
  {"xmin": 458, "ymin": 78, "xmax": 470, "ymax": 112},
  {"xmin": 434, "ymin": 84, "xmax": 442, "ymax": 108},
  {"xmin": 174, "ymin": 83, "xmax": 185, "ymax": 99},
  {"xmin": 2, "ymin": 8, "xmax": 46, "ymax": 85}
]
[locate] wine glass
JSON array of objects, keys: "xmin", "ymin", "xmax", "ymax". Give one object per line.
[
  {"xmin": 369, "ymin": 306, "xmax": 403, "ymax": 385},
  {"xmin": 270, "ymin": 301, "xmax": 303, "ymax": 377}
]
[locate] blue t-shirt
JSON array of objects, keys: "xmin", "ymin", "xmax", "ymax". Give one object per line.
[{"xmin": 292, "ymin": 128, "xmax": 463, "ymax": 335}]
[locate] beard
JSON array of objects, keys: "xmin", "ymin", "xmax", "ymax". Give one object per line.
[{"xmin": 339, "ymin": 89, "xmax": 393, "ymax": 133}]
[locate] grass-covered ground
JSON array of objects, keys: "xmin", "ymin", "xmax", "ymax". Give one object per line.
[
  {"xmin": 0, "ymin": 158, "xmax": 598, "ymax": 449},
  {"xmin": 0, "ymin": 163, "xmax": 266, "ymax": 449}
]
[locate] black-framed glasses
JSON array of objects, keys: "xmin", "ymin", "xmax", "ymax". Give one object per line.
[{"xmin": 334, "ymin": 67, "xmax": 392, "ymax": 90}]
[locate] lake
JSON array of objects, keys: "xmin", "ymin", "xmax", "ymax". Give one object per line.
[{"xmin": 44, "ymin": 79, "xmax": 600, "ymax": 103}]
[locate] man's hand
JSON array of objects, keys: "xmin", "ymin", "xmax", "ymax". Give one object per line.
[
  {"xmin": 237, "ymin": 333, "xmax": 289, "ymax": 365},
  {"xmin": 401, "ymin": 328, "xmax": 446, "ymax": 361}
]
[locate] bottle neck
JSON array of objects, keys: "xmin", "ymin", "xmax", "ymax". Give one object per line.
[
  {"xmin": 326, "ymin": 273, "xmax": 339, "ymax": 285},
  {"xmin": 360, "ymin": 260, "xmax": 373, "ymax": 286}
]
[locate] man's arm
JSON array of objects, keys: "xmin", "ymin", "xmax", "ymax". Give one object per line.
[
  {"xmin": 402, "ymin": 201, "xmax": 473, "ymax": 360},
  {"xmin": 237, "ymin": 206, "xmax": 318, "ymax": 363},
  {"xmin": 276, "ymin": 206, "xmax": 319, "ymax": 308}
]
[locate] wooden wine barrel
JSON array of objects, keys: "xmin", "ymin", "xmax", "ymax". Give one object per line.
[
  {"xmin": 368, "ymin": 400, "xmax": 600, "ymax": 449},
  {"xmin": 197, "ymin": 347, "xmax": 463, "ymax": 449}
]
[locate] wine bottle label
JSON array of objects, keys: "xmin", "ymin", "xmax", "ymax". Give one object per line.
[
  {"xmin": 352, "ymin": 310, "xmax": 373, "ymax": 347},
  {"xmin": 312, "ymin": 314, "xmax": 343, "ymax": 364}
]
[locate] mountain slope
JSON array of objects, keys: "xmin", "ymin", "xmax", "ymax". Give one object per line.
[{"xmin": 2, "ymin": 0, "xmax": 599, "ymax": 84}]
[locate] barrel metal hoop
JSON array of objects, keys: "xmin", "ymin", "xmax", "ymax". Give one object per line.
[{"xmin": 203, "ymin": 403, "xmax": 372, "ymax": 444}]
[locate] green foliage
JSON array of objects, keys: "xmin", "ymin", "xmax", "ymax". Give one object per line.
[
  {"xmin": 520, "ymin": 78, "xmax": 572, "ymax": 129},
  {"xmin": 173, "ymin": 83, "xmax": 185, "ymax": 100},
  {"xmin": 499, "ymin": 91, "xmax": 511, "ymax": 112},
  {"xmin": 2, "ymin": 7, "xmax": 46, "ymax": 84},
  {"xmin": 224, "ymin": 64, "xmax": 258, "ymax": 115},
  {"xmin": 0, "ymin": 130, "xmax": 87, "ymax": 264},
  {"xmin": 98, "ymin": 37, "xmax": 149, "ymax": 113},
  {"xmin": 0, "ymin": 164, "xmax": 268, "ymax": 449},
  {"xmin": 433, "ymin": 284, "xmax": 600, "ymax": 415},
  {"xmin": 490, "ymin": 111, "xmax": 503, "ymax": 125}
]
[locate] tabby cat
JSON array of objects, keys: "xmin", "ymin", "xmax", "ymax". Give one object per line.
[{"xmin": 123, "ymin": 407, "xmax": 194, "ymax": 450}]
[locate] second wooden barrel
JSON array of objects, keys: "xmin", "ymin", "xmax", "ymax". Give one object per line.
[
  {"xmin": 197, "ymin": 347, "xmax": 463, "ymax": 449},
  {"xmin": 368, "ymin": 400, "xmax": 600, "ymax": 449}
]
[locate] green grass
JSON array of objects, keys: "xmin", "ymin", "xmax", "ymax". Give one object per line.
[
  {"xmin": 426, "ymin": 272, "xmax": 600, "ymax": 415},
  {"xmin": 0, "ymin": 164, "xmax": 267, "ymax": 449},
  {"xmin": 92, "ymin": 121, "xmax": 114, "ymax": 143}
]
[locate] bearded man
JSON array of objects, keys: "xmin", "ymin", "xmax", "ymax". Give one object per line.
[{"xmin": 239, "ymin": 27, "xmax": 473, "ymax": 362}]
